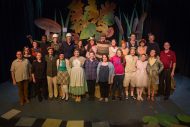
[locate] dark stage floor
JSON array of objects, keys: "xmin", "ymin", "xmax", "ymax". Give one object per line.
[{"xmin": 0, "ymin": 74, "xmax": 190, "ymax": 127}]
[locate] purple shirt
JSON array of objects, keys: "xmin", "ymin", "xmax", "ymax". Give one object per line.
[
  {"xmin": 110, "ymin": 55, "xmax": 125, "ymax": 75},
  {"xmin": 84, "ymin": 59, "xmax": 99, "ymax": 80}
]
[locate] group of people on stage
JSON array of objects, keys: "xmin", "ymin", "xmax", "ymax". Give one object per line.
[{"xmin": 10, "ymin": 32, "xmax": 176, "ymax": 106}]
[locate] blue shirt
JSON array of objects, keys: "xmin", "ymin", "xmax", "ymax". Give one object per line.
[{"xmin": 62, "ymin": 41, "xmax": 75, "ymax": 59}]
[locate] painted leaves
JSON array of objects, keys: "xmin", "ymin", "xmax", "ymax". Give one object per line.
[{"xmin": 68, "ymin": 0, "xmax": 116, "ymax": 39}]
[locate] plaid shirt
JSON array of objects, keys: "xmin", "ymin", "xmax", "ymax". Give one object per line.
[{"xmin": 84, "ymin": 59, "xmax": 99, "ymax": 80}]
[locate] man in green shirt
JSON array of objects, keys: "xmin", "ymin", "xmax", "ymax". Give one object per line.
[{"xmin": 45, "ymin": 47, "xmax": 58, "ymax": 99}]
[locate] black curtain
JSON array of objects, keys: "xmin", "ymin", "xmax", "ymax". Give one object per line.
[
  {"xmin": 0, "ymin": 0, "xmax": 190, "ymax": 83},
  {"xmin": 0, "ymin": 0, "xmax": 42, "ymax": 83}
]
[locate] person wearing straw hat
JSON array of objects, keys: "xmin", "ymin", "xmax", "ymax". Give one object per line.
[
  {"xmin": 96, "ymin": 33, "xmax": 110, "ymax": 61},
  {"xmin": 85, "ymin": 37, "xmax": 97, "ymax": 58},
  {"xmin": 62, "ymin": 33, "xmax": 75, "ymax": 59}
]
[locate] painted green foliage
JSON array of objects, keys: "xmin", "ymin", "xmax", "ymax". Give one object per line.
[
  {"xmin": 80, "ymin": 23, "xmax": 96, "ymax": 39},
  {"xmin": 67, "ymin": 0, "xmax": 116, "ymax": 39},
  {"xmin": 177, "ymin": 114, "xmax": 190, "ymax": 123},
  {"xmin": 143, "ymin": 113, "xmax": 190, "ymax": 127},
  {"xmin": 103, "ymin": 12, "xmax": 115, "ymax": 26}
]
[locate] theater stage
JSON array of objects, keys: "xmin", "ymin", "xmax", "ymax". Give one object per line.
[{"xmin": 0, "ymin": 74, "xmax": 190, "ymax": 127}]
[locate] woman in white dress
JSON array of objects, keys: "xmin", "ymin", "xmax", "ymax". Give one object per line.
[
  {"xmin": 69, "ymin": 49, "xmax": 87, "ymax": 102},
  {"xmin": 136, "ymin": 54, "xmax": 148, "ymax": 101}
]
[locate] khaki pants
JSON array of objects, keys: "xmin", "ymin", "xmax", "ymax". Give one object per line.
[
  {"xmin": 47, "ymin": 76, "xmax": 58, "ymax": 98},
  {"xmin": 17, "ymin": 80, "xmax": 29, "ymax": 103}
]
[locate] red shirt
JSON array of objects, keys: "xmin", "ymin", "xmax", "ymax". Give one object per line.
[
  {"xmin": 110, "ymin": 55, "xmax": 125, "ymax": 75},
  {"xmin": 31, "ymin": 48, "xmax": 41, "ymax": 57},
  {"xmin": 160, "ymin": 50, "xmax": 176, "ymax": 69}
]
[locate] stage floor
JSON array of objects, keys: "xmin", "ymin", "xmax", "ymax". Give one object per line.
[{"xmin": 0, "ymin": 74, "xmax": 190, "ymax": 127}]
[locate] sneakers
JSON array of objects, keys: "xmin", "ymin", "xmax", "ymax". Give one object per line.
[
  {"xmin": 99, "ymin": 98, "xmax": 104, "ymax": 101},
  {"xmin": 131, "ymin": 96, "xmax": 136, "ymax": 100}
]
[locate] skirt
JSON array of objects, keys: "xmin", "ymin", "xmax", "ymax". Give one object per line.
[
  {"xmin": 57, "ymin": 71, "xmax": 70, "ymax": 85},
  {"xmin": 69, "ymin": 67, "xmax": 88, "ymax": 95}
]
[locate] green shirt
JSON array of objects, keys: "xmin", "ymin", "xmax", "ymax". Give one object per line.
[
  {"xmin": 45, "ymin": 55, "xmax": 58, "ymax": 77},
  {"xmin": 58, "ymin": 60, "xmax": 67, "ymax": 71}
]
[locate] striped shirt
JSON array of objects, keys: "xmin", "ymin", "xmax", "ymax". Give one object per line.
[{"xmin": 96, "ymin": 40, "xmax": 110, "ymax": 59}]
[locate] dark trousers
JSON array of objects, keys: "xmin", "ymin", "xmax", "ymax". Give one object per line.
[
  {"xmin": 112, "ymin": 75, "xmax": 125, "ymax": 98},
  {"xmin": 28, "ymin": 81, "xmax": 36, "ymax": 99},
  {"xmin": 35, "ymin": 78, "xmax": 48, "ymax": 100},
  {"xmin": 159, "ymin": 69, "xmax": 171, "ymax": 97},
  {"xmin": 17, "ymin": 80, "xmax": 29, "ymax": 103},
  {"xmin": 99, "ymin": 82, "xmax": 109, "ymax": 98},
  {"xmin": 87, "ymin": 80, "xmax": 96, "ymax": 98}
]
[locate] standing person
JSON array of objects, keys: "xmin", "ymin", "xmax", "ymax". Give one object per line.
[
  {"xmin": 127, "ymin": 33, "xmax": 138, "ymax": 49},
  {"xmin": 56, "ymin": 53, "xmax": 70, "ymax": 101},
  {"xmin": 85, "ymin": 37, "xmax": 97, "ymax": 58},
  {"xmin": 97, "ymin": 54, "xmax": 114, "ymax": 102},
  {"xmin": 10, "ymin": 51, "xmax": 31, "ymax": 106},
  {"xmin": 146, "ymin": 33, "xmax": 160, "ymax": 56},
  {"xmin": 123, "ymin": 47, "xmax": 138, "ymax": 100},
  {"xmin": 69, "ymin": 49, "xmax": 87, "ymax": 102},
  {"xmin": 84, "ymin": 51, "xmax": 99, "ymax": 100},
  {"xmin": 75, "ymin": 40, "xmax": 86, "ymax": 57},
  {"xmin": 51, "ymin": 34, "xmax": 62, "ymax": 55},
  {"xmin": 23, "ymin": 46, "xmax": 35, "ymax": 99},
  {"xmin": 32, "ymin": 52, "xmax": 47, "ymax": 102},
  {"xmin": 23, "ymin": 46, "xmax": 34, "ymax": 64},
  {"xmin": 137, "ymin": 39, "xmax": 147, "ymax": 56},
  {"xmin": 31, "ymin": 41, "xmax": 41, "ymax": 57},
  {"xmin": 27, "ymin": 35, "xmax": 50, "ymax": 57},
  {"xmin": 159, "ymin": 42, "xmax": 176, "ymax": 100},
  {"xmin": 45, "ymin": 47, "xmax": 58, "ymax": 100},
  {"xmin": 96, "ymin": 33, "xmax": 110, "ymax": 61},
  {"xmin": 40, "ymin": 35, "xmax": 51, "ymax": 55},
  {"xmin": 110, "ymin": 49, "xmax": 125, "ymax": 100},
  {"xmin": 147, "ymin": 49, "xmax": 164, "ymax": 101},
  {"xmin": 62, "ymin": 33, "xmax": 75, "ymax": 59},
  {"xmin": 109, "ymin": 39, "xmax": 118, "ymax": 58},
  {"xmin": 120, "ymin": 40, "xmax": 129, "ymax": 56},
  {"xmin": 136, "ymin": 54, "xmax": 148, "ymax": 101}
]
